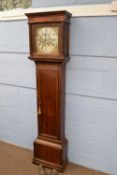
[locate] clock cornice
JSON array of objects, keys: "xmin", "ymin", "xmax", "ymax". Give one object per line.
[{"xmin": 25, "ymin": 10, "xmax": 72, "ymax": 24}]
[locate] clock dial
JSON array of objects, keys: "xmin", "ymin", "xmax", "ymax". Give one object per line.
[{"xmin": 35, "ymin": 26, "xmax": 59, "ymax": 55}]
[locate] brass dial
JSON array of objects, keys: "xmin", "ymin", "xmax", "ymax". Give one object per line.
[{"xmin": 35, "ymin": 26, "xmax": 59, "ymax": 55}]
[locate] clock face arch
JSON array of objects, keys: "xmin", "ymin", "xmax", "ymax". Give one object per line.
[{"xmin": 34, "ymin": 26, "xmax": 59, "ymax": 55}]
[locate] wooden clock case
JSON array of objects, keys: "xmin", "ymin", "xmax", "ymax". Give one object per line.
[{"xmin": 26, "ymin": 11, "xmax": 71, "ymax": 172}]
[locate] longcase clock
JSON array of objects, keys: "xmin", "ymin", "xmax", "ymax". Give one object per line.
[{"xmin": 26, "ymin": 11, "xmax": 72, "ymax": 172}]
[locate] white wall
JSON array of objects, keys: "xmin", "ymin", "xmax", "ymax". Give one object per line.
[{"xmin": 0, "ymin": 6, "xmax": 117, "ymax": 175}]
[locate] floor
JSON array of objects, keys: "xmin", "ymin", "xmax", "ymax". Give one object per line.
[{"xmin": 0, "ymin": 141, "xmax": 110, "ymax": 175}]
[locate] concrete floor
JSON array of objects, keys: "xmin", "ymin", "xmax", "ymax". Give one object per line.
[{"xmin": 0, "ymin": 141, "xmax": 110, "ymax": 175}]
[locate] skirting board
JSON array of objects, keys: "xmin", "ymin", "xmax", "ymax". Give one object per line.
[{"xmin": 0, "ymin": 4, "xmax": 117, "ymax": 21}]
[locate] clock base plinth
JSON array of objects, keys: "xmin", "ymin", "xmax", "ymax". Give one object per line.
[{"xmin": 33, "ymin": 138, "xmax": 68, "ymax": 172}]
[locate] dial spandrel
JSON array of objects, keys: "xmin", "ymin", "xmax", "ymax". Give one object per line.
[{"xmin": 35, "ymin": 27, "xmax": 59, "ymax": 55}]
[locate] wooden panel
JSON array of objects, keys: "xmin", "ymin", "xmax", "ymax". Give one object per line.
[
  {"xmin": 34, "ymin": 141, "xmax": 62, "ymax": 164},
  {"xmin": 37, "ymin": 64, "xmax": 60, "ymax": 140}
]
